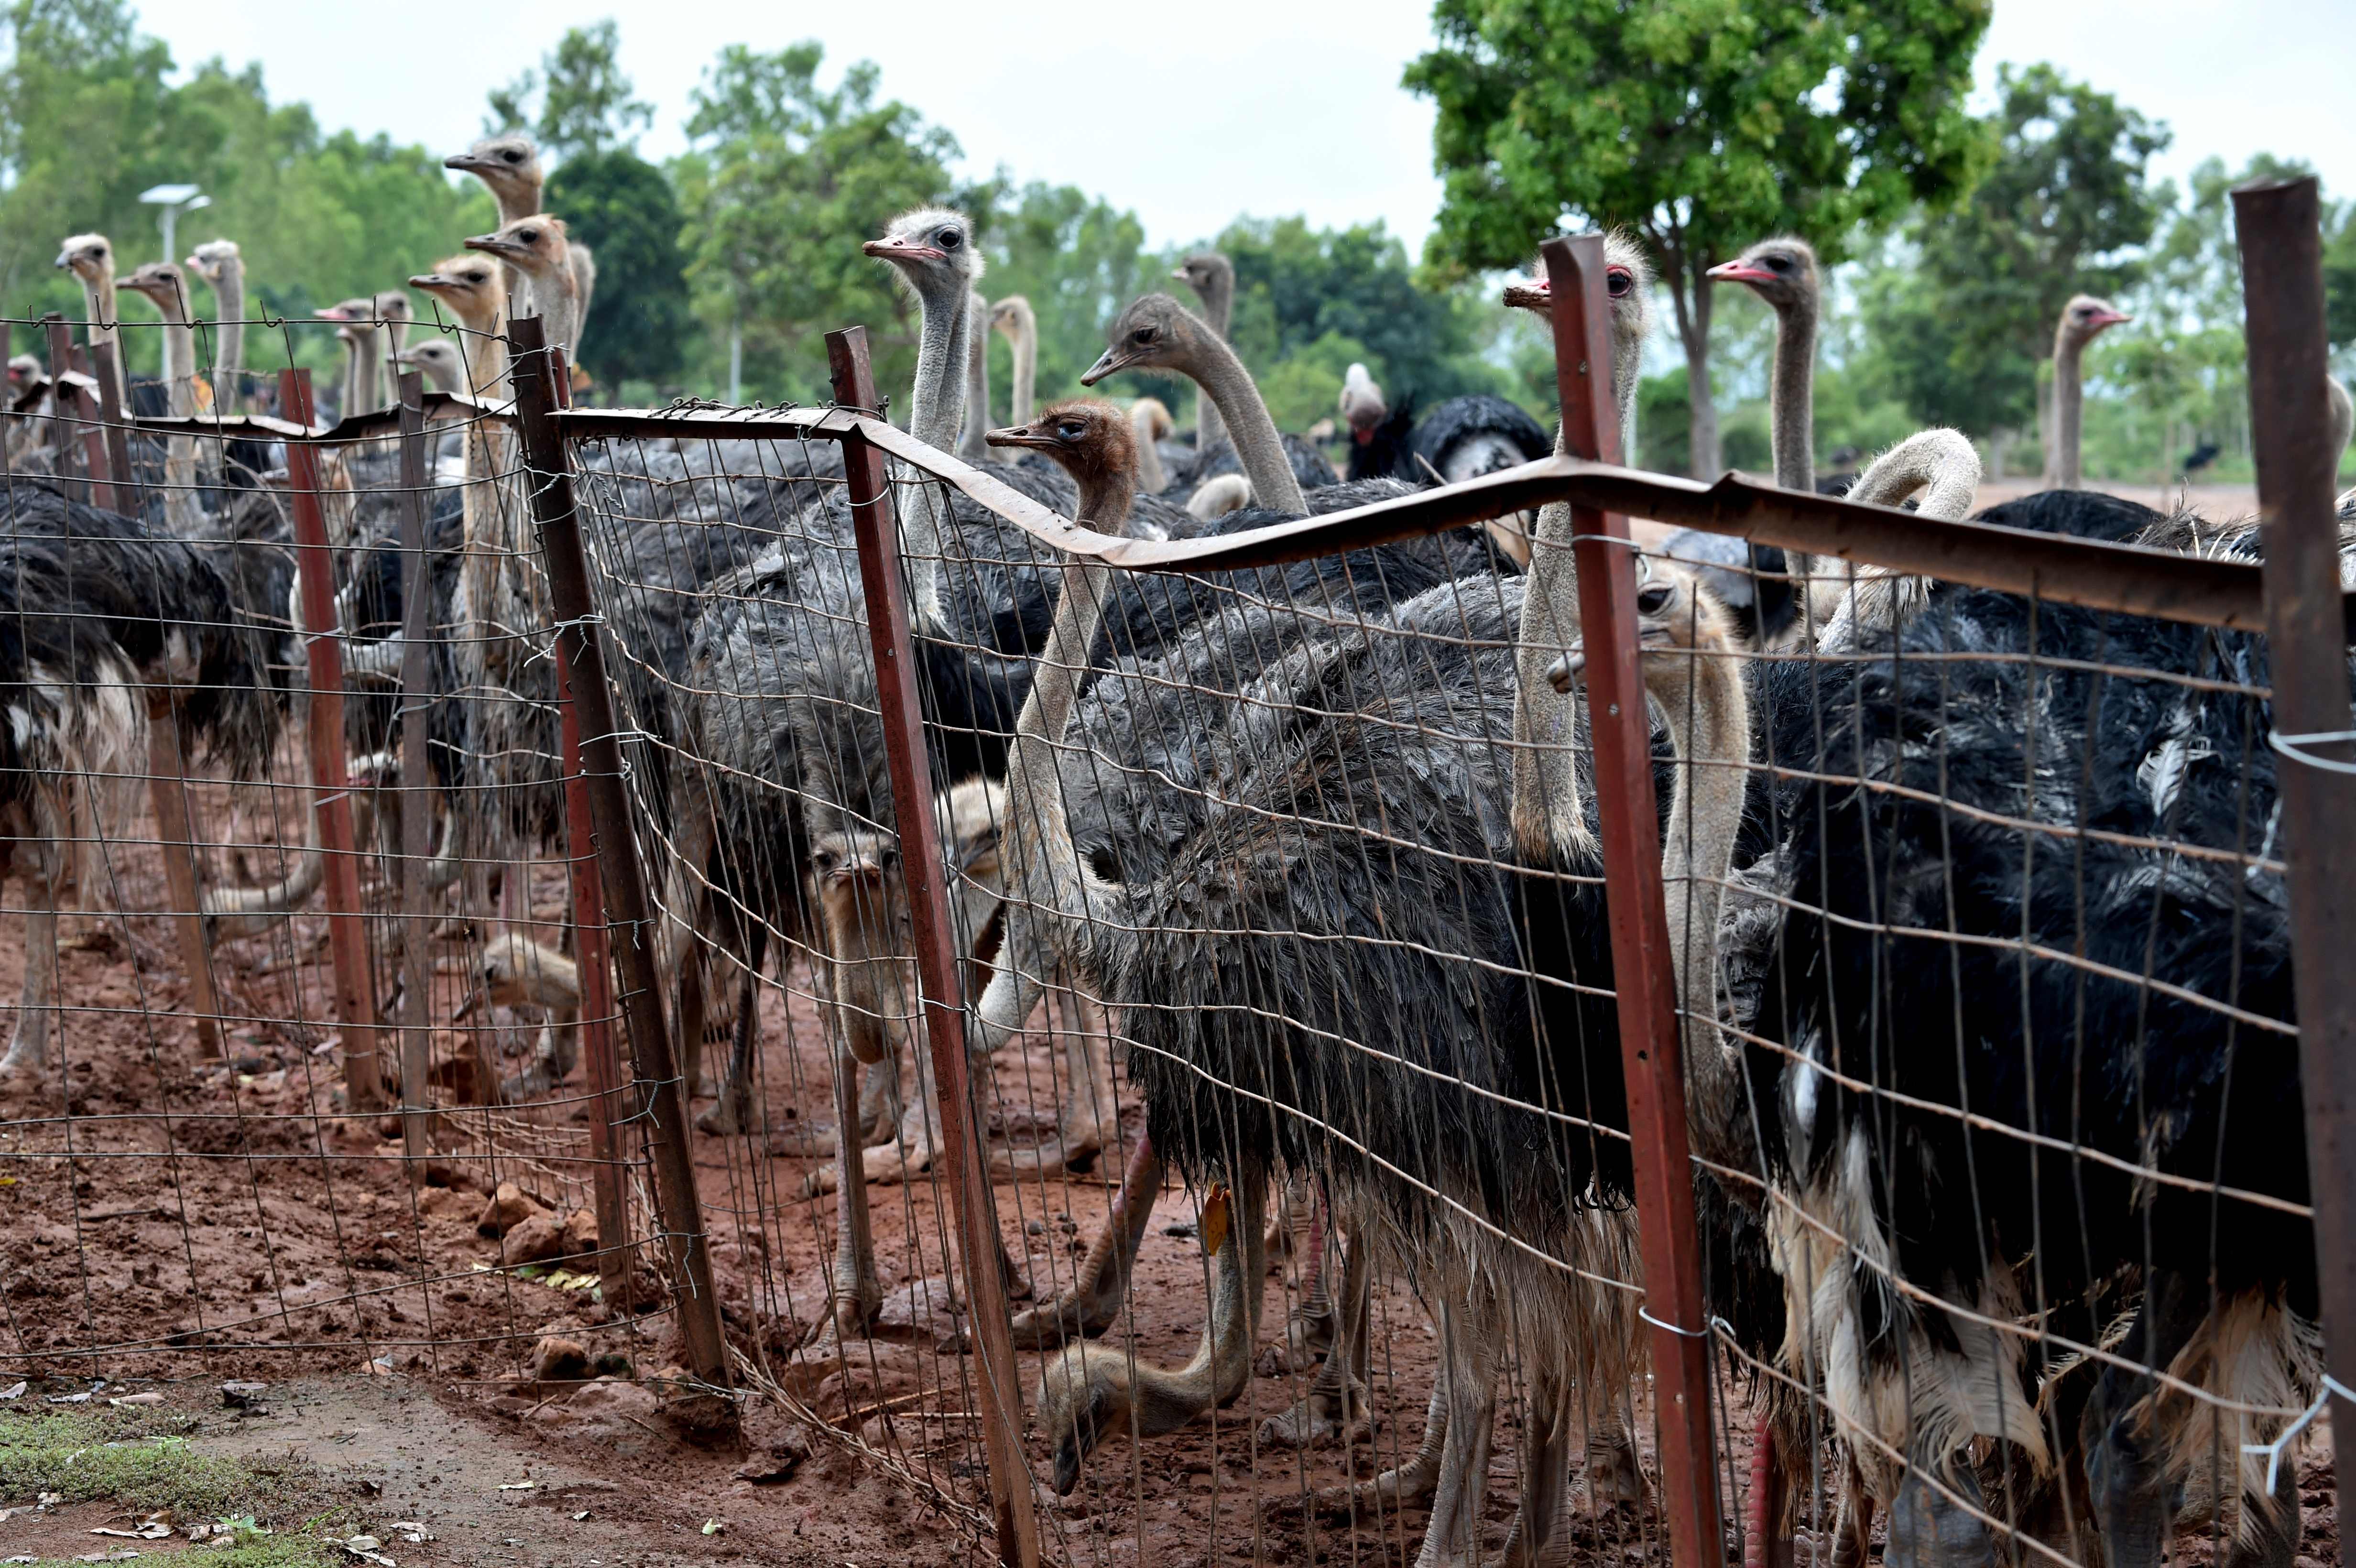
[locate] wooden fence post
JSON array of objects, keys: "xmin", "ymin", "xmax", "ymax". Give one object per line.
[
  {"xmin": 826, "ymin": 323, "xmax": 1039, "ymax": 1568},
  {"xmin": 2231, "ymin": 174, "xmax": 2356, "ymax": 1537},
  {"xmin": 505, "ymin": 316, "xmax": 730, "ymax": 1395},
  {"xmin": 1541, "ymin": 233, "xmax": 1726, "ymax": 1568},
  {"xmin": 279, "ymin": 367, "xmax": 386, "ymax": 1112},
  {"xmin": 394, "ymin": 370, "xmax": 436, "ymax": 1155}
]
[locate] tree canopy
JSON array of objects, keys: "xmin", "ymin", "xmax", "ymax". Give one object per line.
[
  {"xmin": 546, "ymin": 148, "xmax": 692, "ymax": 390},
  {"xmin": 487, "ymin": 20, "xmax": 653, "ymax": 162},
  {"xmin": 1407, "ymin": 0, "xmax": 1991, "ymax": 475}
]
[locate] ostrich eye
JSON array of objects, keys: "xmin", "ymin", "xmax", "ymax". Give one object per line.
[
  {"xmin": 1058, "ymin": 421, "xmax": 1084, "ymax": 439},
  {"xmin": 937, "ymin": 229, "xmax": 961, "ymax": 250},
  {"xmin": 503, "ymin": 149, "xmax": 521, "ymax": 162},
  {"xmin": 1606, "ymin": 267, "xmax": 1632, "ymax": 297},
  {"xmin": 1636, "ymin": 585, "xmax": 1673, "ymax": 616}
]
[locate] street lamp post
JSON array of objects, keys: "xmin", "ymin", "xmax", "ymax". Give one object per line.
[{"xmin": 138, "ymin": 184, "xmax": 211, "ymax": 265}]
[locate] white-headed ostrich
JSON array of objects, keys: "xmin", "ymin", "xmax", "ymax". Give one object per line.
[
  {"xmin": 2045, "ymin": 293, "xmax": 2132, "ymax": 490},
  {"xmin": 55, "ymin": 235, "xmax": 124, "ymax": 400},
  {"xmin": 120, "ymin": 260, "xmax": 203, "ymax": 532},
  {"xmin": 445, "ymin": 134, "xmax": 597, "ymax": 355},
  {"xmin": 989, "ymin": 295, "xmax": 1037, "ymax": 426},
  {"xmin": 1704, "ymin": 236, "xmax": 1822, "ymax": 639},
  {"xmin": 394, "ymin": 340, "xmax": 469, "ymax": 396},
  {"xmin": 1173, "ymin": 250, "xmax": 1233, "ymax": 455},
  {"xmin": 185, "ymin": 239, "xmax": 244, "ymax": 411}
]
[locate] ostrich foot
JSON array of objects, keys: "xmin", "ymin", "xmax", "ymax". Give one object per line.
[
  {"xmin": 1585, "ymin": 1428, "xmax": 1648, "ymax": 1507},
  {"xmin": 800, "ymin": 1131, "xmax": 939, "ymax": 1195},
  {"xmin": 1258, "ymin": 1377, "xmax": 1370, "ymax": 1450},
  {"xmin": 0, "ymin": 1027, "xmax": 44, "ymax": 1078},
  {"xmin": 695, "ymin": 1077, "xmax": 756, "ymax": 1137},
  {"xmin": 1355, "ymin": 1441, "xmax": 1443, "ymax": 1508},
  {"xmin": 1258, "ymin": 1301, "xmax": 1335, "ymax": 1374},
  {"xmin": 988, "ymin": 1133, "xmax": 1101, "ymax": 1181},
  {"xmin": 1886, "ymin": 1458, "xmax": 1996, "ymax": 1568}
]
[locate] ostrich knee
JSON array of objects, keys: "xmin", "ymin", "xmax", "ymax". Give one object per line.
[{"xmin": 1884, "ymin": 1451, "xmax": 1996, "ymax": 1568}]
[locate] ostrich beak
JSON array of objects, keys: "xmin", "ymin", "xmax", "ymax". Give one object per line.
[
  {"xmin": 1169, "ymin": 267, "xmax": 1189, "ymax": 282},
  {"xmin": 1500, "ymin": 278, "xmax": 1550, "ymax": 311},
  {"xmin": 313, "ymin": 307, "xmax": 350, "ymax": 321},
  {"xmin": 1079, "ymin": 346, "xmax": 1134, "ymax": 386},
  {"xmin": 1707, "ymin": 261, "xmax": 1776, "ymax": 286},
  {"xmin": 408, "ymin": 273, "xmax": 449, "ymax": 291},
  {"xmin": 2088, "ymin": 308, "xmax": 2133, "ymax": 329},
  {"xmin": 1548, "ymin": 650, "xmax": 1583, "ymax": 692},
  {"xmin": 444, "ymin": 153, "xmax": 486, "ymax": 173},
  {"xmin": 462, "ymin": 233, "xmax": 520, "ymax": 260},
  {"xmin": 862, "ymin": 236, "xmax": 947, "ymax": 262},
  {"xmin": 453, "ymin": 989, "xmax": 485, "ymax": 1021},
  {"xmin": 985, "ymin": 423, "xmax": 1052, "ymax": 453},
  {"xmin": 53, "ymin": 251, "xmax": 72, "ymax": 271}
]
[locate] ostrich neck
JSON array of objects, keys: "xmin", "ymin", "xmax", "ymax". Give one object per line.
[
  {"xmin": 1769, "ymin": 297, "xmax": 1816, "ymax": 492},
  {"xmin": 349, "ymin": 331, "xmax": 382, "ymax": 416},
  {"xmin": 1185, "ymin": 334, "xmax": 1304, "ymax": 514},
  {"xmin": 1134, "ymin": 412, "xmax": 1168, "ymax": 493},
  {"xmin": 160, "ymin": 315, "xmax": 196, "ymax": 416},
  {"xmin": 960, "ymin": 295, "xmax": 991, "ymax": 457},
  {"xmin": 2052, "ymin": 335, "xmax": 2087, "ymax": 490},
  {"xmin": 1003, "ymin": 554, "xmax": 1121, "ymax": 931},
  {"xmin": 211, "ymin": 267, "xmax": 245, "ymax": 403},
  {"xmin": 1073, "ymin": 464, "xmax": 1136, "ymax": 534},
  {"xmin": 499, "ymin": 185, "xmax": 540, "ymax": 226},
  {"xmin": 1656, "ymin": 651, "xmax": 1752, "ymax": 1164},
  {"xmin": 1009, "ymin": 317, "xmax": 1036, "ymax": 427},
  {"xmin": 1195, "ymin": 277, "xmax": 1232, "ymax": 455},
  {"xmin": 80, "ymin": 271, "xmax": 125, "ymax": 394}
]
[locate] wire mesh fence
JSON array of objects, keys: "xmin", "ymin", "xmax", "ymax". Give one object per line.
[{"xmin": 0, "ymin": 212, "xmax": 2348, "ymax": 1568}]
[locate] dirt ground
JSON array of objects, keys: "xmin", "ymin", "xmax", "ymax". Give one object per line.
[{"xmin": 0, "ymin": 775, "xmax": 2342, "ymax": 1566}]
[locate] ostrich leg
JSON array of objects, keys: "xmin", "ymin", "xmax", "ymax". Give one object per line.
[
  {"xmin": 1261, "ymin": 1229, "xmax": 1369, "ymax": 1448},
  {"xmin": 1414, "ymin": 1296, "xmax": 1502, "ymax": 1568},
  {"xmin": 1039, "ymin": 1164, "xmax": 1270, "ymax": 1494},
  {"xmin": 1358, "ymin": 1375, "xmax": 1449, "ymax": 1509},
  {"xmin": 696, "ymin": 930, "xmax": 764, "ymax": 1136},
  {"xmin": 1005, "ymin": 1133, "xmax": 1163, "ymax": 1350},
  {"xmin": 1830, "ymin": 1457, "xmax": 1876, "ymax": 1568},
  {"xmin": 989, "ymin": 981, "xmax": 1115, "ymax": 1179},
  {"xmin": 1502, "ymin": 1363, "xmax": 1580, "ymax": 1568},
  {"xmin": 0, "ymin": 849, "xmax": 60, "ymax": 1075},
  {"xmin": 821, "ymin": 981, "xmax": 885, "ymax": 1336},
  {"xmin": 2078, "ymin": 1271, "xmax": 2205, "ymax": 1568}
]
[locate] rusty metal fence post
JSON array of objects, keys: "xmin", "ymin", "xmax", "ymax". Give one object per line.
[
  {"xmin": 826, "ymin": 324, "xmax": 1040, "ymax": 1568},
  {"xmin": 2232, "ymin": 174, "xmax": 2356, "ymax": 1528},
  {"xmin": 1540, "ymin": 234, "xmax": 1726, "ymax": 1568},
  {"xmin": 506, "ymin": 316, "xmax": 730, "ymax": 1394},
  {"xmin": 393, "ymin": 371, "xmax": 436, "ymax": 1156},
  {"xmin": 280, "ymin": 367, "xmax": 386, "ymax": 1112}
]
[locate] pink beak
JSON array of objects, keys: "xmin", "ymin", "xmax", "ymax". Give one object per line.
[
  {"xmin": 1707, "ymin": 261, "xmax": 1776, "ymax": 285},
  {"xmin": 863, "ymin": 237, "xmax": 946, "ymax": 261},
  {"xmin": 2088, "ymin": 309, "xmax": 2133, "ymax": 329}
]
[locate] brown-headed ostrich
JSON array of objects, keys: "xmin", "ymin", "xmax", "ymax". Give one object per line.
[
  {"xmin": 185, "ymin": 240, "xmax": 244, "ymax": 412},
  {"xmin": 2044, "ymin": 293, "xmax": 2131, "ymax": 489},
  {"xmin": 445, "ymin": 134, "xmax": 597, "ymax": 354},
  {"xmin": 977, "ymin": 241, "xmax": 1665, "ymax": 1549},
  {"xmin": 990, "ymin": 295, "xmax": 1037, "ymax": 426},
  {"xmin": 55, "ymin": 234, "xmax": 124, "ymax": 402},
  {"xmin": 120, "ymin": 261, "xmax": 203, "ymax": 532},
  {"xmin": 410, "ymin": 254, "xmax": 511, "ymax": 399},
  {"xmin": 375, "ymin": 290, "xmax": 414, "ymax": 397},
  {"xmin": 1173, "ymin": 250, "xmax": 1234, "ymax": 455},
  {"xmin": 466, "ymin": 218, "xmax": 578, "ymax": 364}
]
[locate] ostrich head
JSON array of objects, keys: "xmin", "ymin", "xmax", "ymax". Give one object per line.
[
  {"xmin": 465, "ymin": 216, "xmax": 571, "ymax": 283},
  {"xmin": 121, "ymin": 260, "xmax": 190, "ymax": 319},
  {"xmin": 410, "ymin": 254, "xmax": 506, "ymax": 334},
  {"xmin": 988, "ymin": 400, "xmax": 1135, "ymax": 501},
  {"xmin": 7, "ymin": 354, "xmax": 42, "ymax": 392},
  {"xmin": 2058, "ymin": 294, "xmax": 2132, "ymax": 349},
  {"xmin": 989, "ymin": 294, "xmax": 1033, "ymax": 338},
  {"xmin": 1705, "ymin": 236, "xmax": 1819, "ymax": 316},
  {"xmin": 445, "ymin": 134, "xmax": 545, "ymax": 207},
  {"xmin": 394, "ymin": 339, "xmax": 467, "ymax": 393},
  {"xmin": 1338, "ymin": 362, "xmax": 1386, "ymax": 444},
  {"xmin": 55, "ymin": 233, "xmax": 114, "ymax": 285},
  {"xmin": 862, "ymin": 207, "xmax": 984, "ymax": 312},
  {"xmin": 1551, "ymin": 555, "xmax": 1735, "ymax": 693},
  {"xmin": 1077, "ymin": 294, "xmax": 1208, "ymax": 385},
  {"xmin": 1500, "ymin": 232, "xmax": 1656, "ymax": 423},
  {"xmin": 185, "ymin": 239, "xmax": 240, "ymax": 290},
  {"xmin": 314, "ymin": 296, "xmax": 377, "ymax": 326},
  {"xmin": 1172, "ymin": 251, "xmax": 1233, "ymax": 307},
  {"xmin": 375, "ymin": 290, "xmax": 414, "ymax": 331}
]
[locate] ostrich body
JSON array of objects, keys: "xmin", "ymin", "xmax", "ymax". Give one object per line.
[
  {"xmin": 185, "ymin": 240, "xmax": 244, "ymax": 411},
  {"xmin": 55, "ymin": 235, "xmax": 124, "ymax": 403},
  {"xmin": 989, "ymin": 295, "xmax": 1037, "ymax": 426},
  {"xmin": 1174, "ymin": 250, "xmax": 1234, "ymax": 456},
  {"xmin": 2045, "ymin": 294, "xmax": 2132, "ymax": 489},
  {"xmin": 120, "ymin": 261, "xmax": 203, "ymax": 532}
]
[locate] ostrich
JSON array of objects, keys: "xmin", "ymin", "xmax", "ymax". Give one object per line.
[
  {"xmin": 316, "ymin": 298, "xmax": 385, "ymax": 417},
  {"xmin": 1173, "ymin": 250, "xmax": 1234, "ymax": 454},
  {"xmin": 0, "ymin": 484, "xmax": 279, "ymax": 1077},
  {"xmin": 2045, "ymin": 294, "xmax": 2132, "ymax": 489},
  {"xmin": 989, "ymin": 295, "xmax": 1037, "ymax": 426},
  {"xmin": 394, "ymin": 340, "xmax": 469, "ymax": 396},
  {"xmin": 465, "ymin": 218, "xmax": 578, "ymax": 364},
  {"xmin": 1339, "ymin": 361, "xmax": 1386, "ymax": 450},
  {"xmin": 185, "ymin": 240, "xmax": 244, "ymax": 412},
  {"xmin": 375, "ymin": 290, "xmax": 414, "ymax": 400},
  {"xmin": 55, "ymin": 234, "xmax": 125, "ymax": 402},
  {"xmin": 409, "ymin": 254, "xmax": 511, "ymax": 399},
  {"xmin": 979, "ymin": 241, "xmax": 1664, "ymax": 1535},
  {"xmin": 1083, "ymin": 294, "xmax": 1309, "ymax": 514},
  {"xmin": 959, "ymin": 290, "xmax": 992, "ymax": 458},
  {"xmin": 119, "ymin": 261, "xmax": 203, "ymax": 533},
  {"xmin": 1706, "ymin": 236, "xmax": 1821, "ymax": 636},
  {"xmin": 445, "ymin": 134, "xmax": 597, "ymax": 353},
  {"xmin": 1129, "ymin": 397, "xmax": 1173, "ymax": 493},
  {"xmin": 453, "ymin": 931, "xmax": 581, "ymax": 1103}
]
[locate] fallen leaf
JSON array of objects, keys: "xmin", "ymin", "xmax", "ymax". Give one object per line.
[
  {"xmin": 702, "ymin": 1518, "xmax": 725, "ymax": 1535},
  {"xmin": 1198, "ymin": 1182, "xmax": 1232, "ymax": 1258},
  {"xmin": 0, "ymin": 1382, "xmax": 24, "ymax": 1400},
  {"xmin": 88, "ymin": 1522, "xmax": 170, "ymax": 1539},
  {"xmin": 107, "ymin": 1392, "xmax": 164, "ymax": 1406},
  {"xmin": 48, "ymin": 1388, "xmax": 94, "ymax": 1404},
  {"xmin": 497, "ymin": 1480, "xmax": 535, "ymax": 1491},
  {"xmin": 570, "ymin": 1510, "xmax": 590, "ymax": 1521}
]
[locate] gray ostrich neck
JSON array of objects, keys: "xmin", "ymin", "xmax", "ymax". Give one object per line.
[
  {"xmin": 960, "ymin": 295, "xmax": 991, "ymax": 457},
  {"xmin": 1074, "ymin": 466, "xmax": 1135, "ymax": 534},
  {"xmin": 894, "ymin": 276, "xmax": 971, "ymax": 632},
  {"xmin": 1196, "ymin": 276, "xmax": 1231, "ymax": 455},
  {"xmin": 1009, "ymin": 317, "xmax": 1036, "ymax": 428},
  {"xmin": 212, "ymin": 266, "xmax": 244, "ymax": 400},
  {"xmin": 349, "ymin": 331, "xmax": 382, "ymax": 416},
  {"xmin": 1186, "ymin": 332, "xmax": 1304, "ymax": 514},
  {"xmin": 155, "ymin": 301, "xmax": 195, "ymax": 416},
  {"xmin": 2051, "ymin": 334, "xmax": 2088, "ymax": 490},
  {"xmin": 1509, "ymin": 505, "xmax": 1590, "ymax": 861},
  {"xmin": 81, "ymin": 273, "xmax": 124, "ymax": 395},
  {"xmin": 1657, "ymin": 650, "xmax": 1753, "ymax": 1165},
  {"xmin": 1770, "ymin": 297, "xmax": 1816, "ymax": 492},
  {"xmin": 499, "ymin": 185, "xmax": 540, "ymax": 225}
]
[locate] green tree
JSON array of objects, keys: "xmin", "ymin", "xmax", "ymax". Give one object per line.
[
  {"xmin": 2325, "ymin": 199, "xmax": 2356, "ymax": 353},
  {"xmin": 1407, "ymin": 0, "xmax": 1991, "ymax": 475},
  {"xmin": 673, "ymin": 43, "xmax": 968, "ymax": 405},
  {"xmin": 975, "ymin": 180, "xmax": 1166, "ymax": 415},
  {"xmin": 487, "ymin": 19, "xmax": 652, "ymax": 161},
  {"xmin": 546, "ymin": 149, "xmax": 692, "ymax": 390},
  {"xmin": 1875, "ymin": 63, "xmax": 2168, "ymax": 453}
]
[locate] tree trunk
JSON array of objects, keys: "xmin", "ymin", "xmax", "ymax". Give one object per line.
[
  {"xmin": 1988, "ymin": 427, "xmax": 2010, "ymax": 482},
  {"xmin": 1667, "ymin": 259, "xmax": 1720, "ymax": 479}
]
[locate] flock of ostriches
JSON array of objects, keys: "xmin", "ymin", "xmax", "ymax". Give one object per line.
[{"xmin": 1, "ymin": 130, "xmax": 2353, "ymax": 1568}]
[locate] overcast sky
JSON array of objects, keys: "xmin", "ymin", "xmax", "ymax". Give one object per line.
[{"xmin": 138, "ymin": 0, "xmax": 2352, "ymax": 256}]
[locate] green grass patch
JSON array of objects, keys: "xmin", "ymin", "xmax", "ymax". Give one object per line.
[{"xmin": 0, "ymin": 1408, "xmax": 349, "ymax": 1564}]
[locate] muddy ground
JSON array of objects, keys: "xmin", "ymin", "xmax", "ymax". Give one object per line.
[{"xmin": 0, "ymin": 784, "xmax": 2341, "ymax": 1566}]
